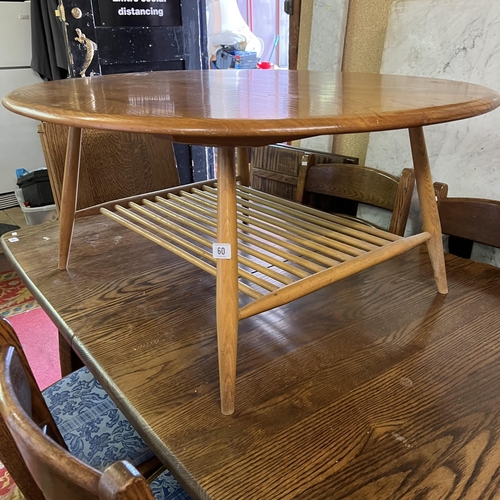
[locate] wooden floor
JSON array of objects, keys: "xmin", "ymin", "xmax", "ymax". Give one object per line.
[
  {"xmin": 0, "ymin": 207, "xmax": 27, "ymax": 258},
  {"xmin": 0, "ymin": 255, "xmax": 13, "ymax": 273},
  {"xmin": 0, "ymin": 207, "xmax": 27, "ymax": 230},
  {"xmin": 2, "ymin": 216, "xmax": 500, "ymax": 499}
]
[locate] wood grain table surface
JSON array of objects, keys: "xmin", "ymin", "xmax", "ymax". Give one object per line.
[
  {"xmin": 3, "ymin": 70, "xmax": 500, "ymax": 147},
  {"xmin": 3, "ymin": 216, "xmax": 500, "ymax": 499}
]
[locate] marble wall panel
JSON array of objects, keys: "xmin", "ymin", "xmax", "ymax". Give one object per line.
[
  {"xmin": 363, "ymin": 0, "xmax": 500, "ymax": 265},
  {"xmin": 300, "ymin": 0, "xmax": 349, "ymax": 152}
]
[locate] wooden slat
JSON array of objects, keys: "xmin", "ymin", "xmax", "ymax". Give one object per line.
[
  {"xmin": 158, "ymin": 196, "xmax": 332, "ymax": 273},
  {"xmin": 101, "ymin": 182, "xmax": 408, "ymax": 316},
  {"xmin": 141, "ymin": 200, "xmax": 299, "ymax": 282},
  {"xmin": 116, "ymin": 206, "xmax": 278, "ymax": 294},
  {"xmin": 203, "ymin": 186, "xmax": 379, "ymax": 253},
  {"xmin": 76, "ymin": 179, "xmax": 218, "ymax": 218},
  {"xmin": 168, "ymin": 193, "xmax": 353, "ymax": 265},
  {"xmin": 149, "ymin": 199, "xmax": 303, "ymax": 274},
  {"xmin": 233, "ymin": 185, "xmax": 395, "ymax": 246},
  {"xmin": 132, "ymin": 203, "xmax": 295, "ymax": 286},
  {"xmin": 180, "ymin": 190, "xmax": 354, "ymax": 263},
  {"xmin": 236, "ymin": 184, "xmax": 400, "ymax": 242},
  {"xmin": 186, "ymin": 189, "xmax": 362, "ymax": 260},
  {"xmin": 103, "ymin": 207, "xmax": 215, "ymax": 273},
  {"xmin": 101, "ymin": 208, "xmax": 262, "ymax": 300}
]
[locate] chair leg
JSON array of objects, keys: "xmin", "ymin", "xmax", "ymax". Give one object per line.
[
  {"xmin": 58, "ymin": 127, "xmax": 82, "ymax": 270},
  {"xmin": 236, "ymin": 147, "xmax": 250, "ymax": 187},
  {"xmin": 216, "ymin": 147, "xmax": 239, "ymax": 415},
  {"xmin": 408, "ymin": 127, "xmax": 448, "ymax": 294}
]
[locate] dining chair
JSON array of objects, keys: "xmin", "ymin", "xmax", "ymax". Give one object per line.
[
  {"xmin": 0, "ymin": 317, "xmax": 190, "ymax": 500},
  {"xmin": 301, "ymin": 163, "xmax": 415, "ymax": 236},
  {"xmin": 249, "ymin": 144, "xmax": 358, "ymax": 202},
  {"xmin": 434, "ymin": 182, "xmax": 500, "ymax": 259},
  {"xmin": 38, "ymin": 123, "xmax": 180, "ymax": 212}
]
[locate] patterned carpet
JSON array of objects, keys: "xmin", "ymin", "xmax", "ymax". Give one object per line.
[
  {"xmin": 0, "ymin": 271, "xmax": 38, "ymax": 318},
  {"xmin": 0, "ymin": 269, "xmax": 38, "ymax": 499},
  {"xmin": 0, "ymin": 468, "xmax": 22, "ymax": 500}
]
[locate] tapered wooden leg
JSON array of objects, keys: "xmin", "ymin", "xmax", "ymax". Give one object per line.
[
  {"xmin": 58, "ymin": 127, "xmax": 82, "ymax": 270},
  {"xmin": 216, "ymin": 147, "xmax": 239, "ymax": 415},
  {"xmin": 236, "ymin": 147, "xmax": 250, "ymax": 186},
  {"xmin": 409, "ymin": 127, "xmax": 448, "ymax": 294}
]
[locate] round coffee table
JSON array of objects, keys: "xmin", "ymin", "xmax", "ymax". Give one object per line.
[{"xmin": 4, "ymin": 70, "xmax": 499, "ymax": 414}]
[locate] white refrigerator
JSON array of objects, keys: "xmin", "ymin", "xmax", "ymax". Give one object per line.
[{"xmin": 0, "ymin": 1, "xmax": 45, "ymax": 206}]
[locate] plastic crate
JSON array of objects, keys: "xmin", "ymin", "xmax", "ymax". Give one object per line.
[
  {"xmin": 16, "ymin": 169, "xmax": 55, "ymax": 208},
  {"xmin": 15, "ymin": 189, "xmax": 58, "ymax": 226}
]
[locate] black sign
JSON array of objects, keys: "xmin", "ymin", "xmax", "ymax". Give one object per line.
[{"xmin": 97, "ymin": 0, "xmax": 181, "ymax": 27}]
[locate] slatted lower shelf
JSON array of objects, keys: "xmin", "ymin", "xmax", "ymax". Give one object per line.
[{"xmin": 101, "ymin": 183, "xmax": 430, "ymax": 319}]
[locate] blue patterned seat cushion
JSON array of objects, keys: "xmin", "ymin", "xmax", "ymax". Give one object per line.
[
  {"xmin": 42, "ymin": 367, "xmax": 191, "ymax": 500},
  {"xmin": 150, "ymin": 471, "xmax": 193, "ymax": 500}
]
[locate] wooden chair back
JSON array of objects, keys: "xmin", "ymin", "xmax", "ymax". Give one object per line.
[
  {"xmin": 303, "ymin": 164, "xmax": 415, "ymax": 236},
  {"xmin": 0, "ymin": 318, "xmax": 65, "ymax": 500},
  {"xmin": 38, "ymin": 123, "xmax": 180, "ymax": 212},
  {"xmin": 434, "ymin": 182, "xmax": 500, "ymax": 258},
  {"xmin": 0, "ymin": 318, "xmax": 156, "ymax": 500},
  {"xmin": 250, "ymin": 144, "xmax": 358, "ymax": 202}
]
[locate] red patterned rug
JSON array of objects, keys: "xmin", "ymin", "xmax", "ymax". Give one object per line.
[
  {"xmin": 0, "ymin": 270, "xmax": 42, "ymax": 499},
  {"xmin": 0, "ymin": 271, "xmax": 38, "ymax": 318},
  {"xmin": 0, "ymin": 465, "xmax": 22, "ymax": 500}
]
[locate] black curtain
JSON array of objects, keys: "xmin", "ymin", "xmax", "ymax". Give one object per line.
[{"xmin": 31, "ymin": 0, "xmax": 68, "ymax": 80}]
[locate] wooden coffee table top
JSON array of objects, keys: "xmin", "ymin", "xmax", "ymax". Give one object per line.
[
  {"xmin": 3, "ymin": 217, "xmax": 500, "ymax": 499},
  {"xmin": 3, "ymin": 71, "xmax": 500, "ymax": 146}
]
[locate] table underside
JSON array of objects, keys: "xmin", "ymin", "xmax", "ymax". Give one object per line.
[{"xmin": 101, "ymin": 184, "xmax": 431, "ymax": 319}]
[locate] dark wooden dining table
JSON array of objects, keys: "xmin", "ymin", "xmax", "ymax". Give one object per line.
[{"xmin": 2, "ymin": 216, "xmax": 500, "ymax": 499}]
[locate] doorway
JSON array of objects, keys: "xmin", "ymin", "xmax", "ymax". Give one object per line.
[{"xmin": 236, "ymin": 0, "xmax": 289, "ymax": 68}]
